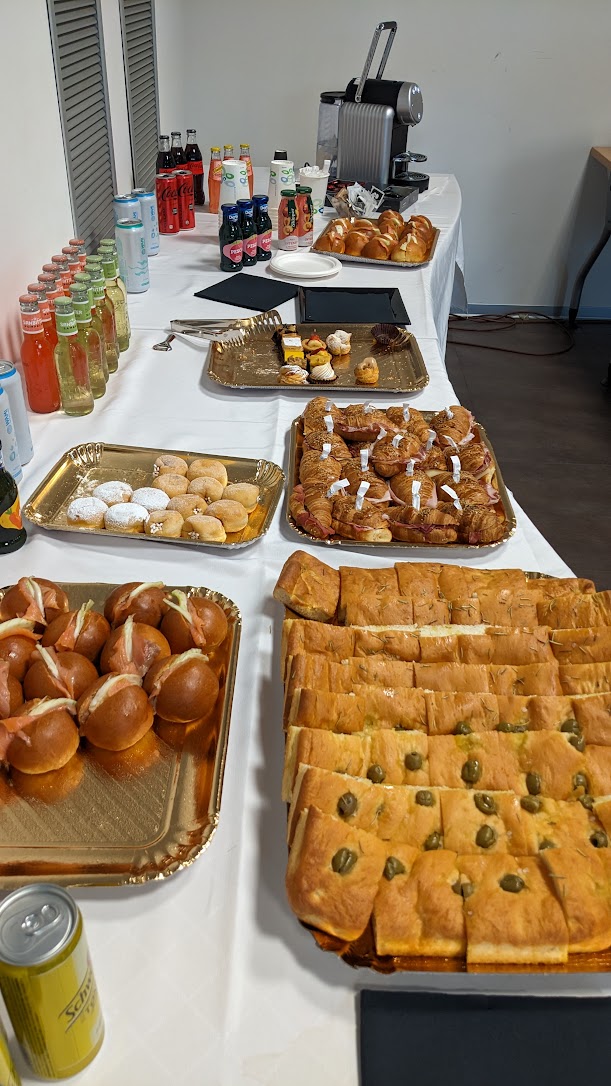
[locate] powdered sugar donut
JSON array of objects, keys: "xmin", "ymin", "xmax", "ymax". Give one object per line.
[
  {"xmin": 93, "ymin": 480, "xmax": 133, "ymax": 505},
  {"xmin": 67, "ymin": 496, "xmax": 108, "ymax": 528},
  {"xmin": 104, "ymin": 503, "xmax": 148, "ymax": 534},
  {"xmin": 131, "ymin": 487, "xmax": 170, "ymax": 513}
]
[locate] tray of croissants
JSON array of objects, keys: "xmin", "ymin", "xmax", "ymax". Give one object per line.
[
  {"xmin": 313, "ymin": 211, "xmax": 438, "ymax": 266},
  {"xmin": 287, "ymin": 398, "xmax": 516, "ymax": 548},
  {"xmin": 0, "ymin": 576, "xmax": 240, "ymax": 888}
]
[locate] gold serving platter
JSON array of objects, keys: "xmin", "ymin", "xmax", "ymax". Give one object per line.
[
  {"xmin": 208, "ymin": 322, "xmax": 429, "ymax": 392},
  {"xmin": 0, "ymin": 581, "xmax": 241, "ymax": 888},
  {"xmin": 312, "ymin": 215, "xmax": 440, "ymax": 269},
  {"xmin": 286, "ymin": 411, "xmax": 517, "ymax": 550},
  {"xmin": 24, "ymin": 443, "xmax": 284, "ymax": 550}
]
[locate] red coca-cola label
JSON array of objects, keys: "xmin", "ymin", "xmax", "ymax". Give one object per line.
[
  {"xmin": 223, "ymin": 241, "xmax": 243, "ymax": 265},
  {"xmin": 186, "ymin": 160, "xmax": 204, "ymax": 176},
  {"xmin": 244, "ymin": 234, "xmax": 257, "ymax": 259},
  {"xmin": 158, "ymin": 167, "xmax": 176, "ymax": 174},
  {"xmin": 156, "ymin": 176, "xmax": 179, "ymax": 233},
  {"xmin": 258, "ymin": 229, "xmax": 272, "ymax": 252}
]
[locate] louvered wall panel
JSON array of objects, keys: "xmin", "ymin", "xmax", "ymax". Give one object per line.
[
  {"xmin": 47, "ymin": 0, "xmax": 116, "ymax": 252},
  {"xmin": 120, "ymin": 0, "xmax": 159, "ymax": 190}
]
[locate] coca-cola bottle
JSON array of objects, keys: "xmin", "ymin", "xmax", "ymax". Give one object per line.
[
  {"xmin": 156, "ymin": 135, "xmax": 175, "ymax": 173},
  {"xmin": 171, "ymin": 131, "xmax": 186, "ymax": 166},
  {"xmin": 185, "ymin": 129, "xmax": 204, "ymax": 205}
]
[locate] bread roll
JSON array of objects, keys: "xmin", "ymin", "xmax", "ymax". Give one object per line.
[
  {"xmin": 343, "ymin": 231, "xmax": 369, "ymax": 256},
  {"xmin": 99, "ymin": 617, "xmax": 171, "ymax": 676},
  {"xmin": 24, "ymin": 647, "xmax": 98, "ymax": 701},
  {"xmin": 160, "ymin": 591, "xmax": 229, "ymax": 654},
  {"xmin": 42, "ymin": 603, "xmax": 110, "ymax": 661},
  {"xmin": 104, "ymin": 582, "xmax": 166, "ymax": 628},
  {"xmin": 77, "ymin": 674, "xmax": 153, "ymax": 751},
  {"xmin": 391, "ymin": 233, "xmax": 427, "ymax": 263},
  {"xmin": 362, "ymin": 236, "xmax": 394, "ymax": 260},
  {"xmin": 0, "ymin": 619, "xmax": 41, "ymax": 681},
  {"xmin": 144, "ymin": 649, "xmax": 220, "ymax": 724},
  {"xmin": 0, "ymin": 578, "xmax": 69, "ymax": 627},
  {"xmin": 5, "ymin": 699, "xmax": 80, "ymax": 773},
  {"xmin": 317, "ymin": 230, "xmax": 344, "ymax": 254}
]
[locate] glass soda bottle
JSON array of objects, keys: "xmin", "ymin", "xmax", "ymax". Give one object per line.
[
  {"xmin": 156, "ymin": 135, "xmax": 175, "ymax": 173},
  {"xmin": 252, "ymin": 195, "xmax": 273, "ymax": 261},
  {"xmin": 240, "ymin": 144, "xmax": 254, "ymax": 197},
  {"xmin": 70, "ymin": 285, "xmax": 106, "ymax": 397},
  {"xmin": 73, "ymin": 272, "xmax": 109, "ymax": 382},
  {"xmin": 237, "ymin": 199, "xmax": 257, "ymax": 266},
  {"xmin": 208, "ymin": 147, "xmax": 222, "ymax": 214},
  {"xmin": 219, "ymin": 204, "xmax": 243, "ymax": 272},
  {"xmin": 69, "ymin": 238, "xmax": 87, "ymax": 269},
  {"xmin": 0, "ymin": 441, "xmax": 26, "ymax": 554},
  {"xmin": 62, "ymin": 245, "xmax": 82, "ymax": 279},
  {"xmin": 99, "ymin": 252, "xmax": 130, "ymax": 352},
  {"xmin": 223, "ymin": 145, "xmax": 234, "ymax": 160},
  {"xmin": 185, "ymin": 129, "xmax": 204, "ymax": 206},
  {"xmin": 85, "ymin": 260, "xmax": 119, "ymax": 373},
  {"xmin": 19, "ymin": 294, "xmax": 61, "ymax": 412},
  {"xmin": 98, "ymin": 242, "xmax": 131, "ymax": 338},
  {"xmin": 171, "ymin": 131, "xmax": 186, "ymax": 165},
  {"xmin": 27, "ymin": 282, "xmax": 58, "ymax": 352},
  {"xmin": 53, "ymin": 297, "xmax": 93, "ymax": 416},
  {"xmin": 51, "ymin": 255, "xmax": 73, "ymax": 292},
  {"xmin": 41, "ymin": 263, "xmax": 65, "ymax": 295}
]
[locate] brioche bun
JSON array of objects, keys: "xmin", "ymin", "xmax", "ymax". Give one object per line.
[
  {"xmin": 144, "ymin": 650, "xmax": 219, "ymax": 724},
  {"xmin": 77, "ymin": 675, "xmax": 153, "ymax": 751},
  {"xmin": 160, "ymin": 594, "xmax": 228, "ymax": 655},
  {"xmin": 6, "ymin": 700, "xmax": 79, "ymax": 774},
  {"xmin": 24, "ymin": 649, "xmax": 98, "ymax": 701},
  {"xmin": 0, "ymin": 620, "xmax": 41, "ymax": 680},
  {"xmin": 42, "ymin": 605, "xmax": 110, "ymax": 661},
  {"xmin": 99, "ymin": 620, "xmax": 170, "ymax": 676},
  {"xmin": 104, "ymin": 582, "xmax": 166, "ymax": 628},
  {"xmin": 0, "ymin": 578, "xmax": 69, "ymax": 626}
]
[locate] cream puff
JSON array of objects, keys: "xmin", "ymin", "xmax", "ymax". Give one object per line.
[
  {"xmin": 66, "ymin": 497, "xmax": 108, "ymax": 529},
  {"xmin": 355, "ymin": 357, "xmax": 379, "ymax": 385},
  {"xmin": 279, "ymin": 365, "xmax": 308, "ymax": 385}
]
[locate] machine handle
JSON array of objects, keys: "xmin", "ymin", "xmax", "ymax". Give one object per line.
[{"xmin": 354, "ymin": 21, "xmax": 397, "ymax": 103}]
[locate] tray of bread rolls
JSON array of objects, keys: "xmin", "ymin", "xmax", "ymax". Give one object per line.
[
  {"xmin": 274, "ymin": 551, "xmax": 611, "ymax": 973},
  {"xmin": 286, "ymin": 399, "xmax": 516, "ymax": 549},
  {"xmin": 0, "ymin": 576, "xmax": 240, "ymax": 887},
  {"xmin": 312, "ymin": 211, "xmax": 440, "ymax": 267},
  {"xmin": 24, "ymin": 442, "xmax": 284, "ymax": 549}
]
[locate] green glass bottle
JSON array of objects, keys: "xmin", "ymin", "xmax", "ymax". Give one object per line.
[
  {"xmin": 73, "ymin": 272, "xmax": 109, "ymax": 382},
  {"xmin": 99, "ymin": 252, "xmax": 130, "ymax": 352},
  {"xmin": 85, "ymin": 259, "xmax": 119, "ymax": 373},
  {"xmin": 98, "ymin": 241, "xmax": 130, "ymax": 330},
  {"xmin": 53, "ymin": 298, "xmax": 94, "ymax": 416},
  {"xmin": 69, "ymin": 285, "xmax": 106, "ymax": 398}
]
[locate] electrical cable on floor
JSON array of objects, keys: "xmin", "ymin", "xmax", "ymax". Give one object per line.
[{"xmin": 447, "ymin": 311, "xmax": 575, "ymax": 356}]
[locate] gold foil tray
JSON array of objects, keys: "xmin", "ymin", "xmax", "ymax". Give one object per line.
[
  {"xmin": 208, "ymin": 323, "xmax": 429, "ymax": 392},
  {"xmin": 0, "ymin": 581, "xmax": 240, "ymax": 889},
  {"xmin": 286, "ymin": 411, "xmax": 517, "ymax": 550},
  {"xmin": 24, "ymin": 443, "xmax": 284, "ymax": 550},
  {"xmin": 312, "ymin": 216, "xmax": 440, "ymax": 268}
]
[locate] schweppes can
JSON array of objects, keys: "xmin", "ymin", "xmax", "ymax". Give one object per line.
[
  {"xmin": 0, "ymin": 1021, "xmax": 21, "ymax": 1085},
  {"xmin": 0, "ymin": 885, "xmax": 104, "ymax": 1079}
]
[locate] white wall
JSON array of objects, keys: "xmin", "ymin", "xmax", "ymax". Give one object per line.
[{"xmin": 155, "ymin": 0, "xmax": 611, "ymax": 311}]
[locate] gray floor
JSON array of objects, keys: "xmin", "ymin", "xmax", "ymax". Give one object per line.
[{"xmin": 445, "ymin": 317, "xmax": 611, "ymax": 589}]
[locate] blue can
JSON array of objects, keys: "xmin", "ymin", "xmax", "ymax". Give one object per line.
[
  {"xmin": 112, "ymin": 193, "xmax": 140, "ymax": 224},
  {"xmin": 114, "ymin": 219, "xmax": 149, "ymax": 293},
  {"xmin": 132, "ymin": 189, "xmax": 160, "ymax": 256}
]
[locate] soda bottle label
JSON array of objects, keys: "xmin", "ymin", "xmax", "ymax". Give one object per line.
[
  {"xmin": 244, "ymin": 234, "xmax": 257, "ymax": 259},
  {"xmin": 0, "ymin": 496, "xmax": 22, "ymax": 531},
  {"xmin": 211, "ymin": 161, "xmax": 223, "ymax": 181},
  {"xmin": 73, "ymin": 298, "xmax": 92, "ymax": 323},
  {"xmin": 158, "ymin": 167, "xmax": 176, "ymax": 175},
  {"xmin": 20, "ymin": 312, "xmax": 43, "ymax": 334},
  {"xmin": 223, "ymin": 242, "xmax": 243, "ymax": 265},
  {"xmin": 186, "ymin": 160, "xmax": 204, "ymax": 176},
  {"xmin": 257, "ymin": 229, "xmax": 272, "ymax": 252},
  {"xmin": 56, "ymin": 310, "xmax": 78, "ymax": 336}
]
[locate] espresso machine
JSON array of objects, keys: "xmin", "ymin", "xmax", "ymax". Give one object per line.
[{"xmin": 315, "ymin": 21, "xmax": 428, "ymax": 209}]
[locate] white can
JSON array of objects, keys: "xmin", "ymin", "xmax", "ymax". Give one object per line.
[
  {"xmin": 114, "ymin": 219, "xmax": 149, "ymax": 293},
  {"xmin": 0, "ymin": 362, "xmax": 33, "ymax": 465},
  {"xmin": 132, "ymin": 189, "xmax": 160, "ymax": 256},
  {"xmin": 0, "ymin": 386, "xmax": 22, "ymax": 483}
]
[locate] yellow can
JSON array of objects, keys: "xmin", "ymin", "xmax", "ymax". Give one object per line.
[
  {"xmin": 0, "ymin": 885, "xmax": 104, "ymax": 1079},
  {"xmin": 0, "ymin": 1021, "xmax": 21, "ymax": 1086}
]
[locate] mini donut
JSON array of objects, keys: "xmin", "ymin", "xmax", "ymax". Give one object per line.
[
  {"xmin": 187, "ymin": 476, "xmax": 224, "ymax": 503},
  {"xmin": 167, "ymin": 495, "xmax": 208, "ymax": 518},
  {"xmin": 152, "ymin": 473, "xmax": 189, "ymax": 498},
  {"xmin": 92, "ymin": 480, "xmax": 133, "ymax": 505},
  {"xmin": 104, "ymin": 503, "xmax": 149, "ymax": 534},
  {"xmin": 153, "ymin": 454, "xmax": 189, "ymax": 477},
  {"xmin": 181, "ymin": 515, "xmax": 227, "ymax": 543},
  {"xmin": 66, "ymin": 497, "xmax": 108, "ymax": 529},
  {"xmin": 131, "ymin": 487, "xmax": 170, "ymax": 513},
  {"xmin": 145, "ymin": 510, "xmax": 184, "ymax": 538},
  {"xmin": 187, "ymin": 459, "xmax": 228, "ymax": 486},
  {"xmin": 204, "ymin": 500, "xmax": 248, "ymax": 533},
  {"xmin": 222, "ymin": 482, "xmax": 259, "ymax": 513}
]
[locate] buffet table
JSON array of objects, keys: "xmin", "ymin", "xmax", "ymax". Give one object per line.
[{"xmin": 5, "ymin": 173, "xmax": 582, "ymax": 1086}]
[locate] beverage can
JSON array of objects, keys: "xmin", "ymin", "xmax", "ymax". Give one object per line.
[
  {"xmin": 0, "ymin": 387, "xmax": 22, "ymax": 483},
  {"xmin": 295, "ymin": 186, "xmax": 314, "ymax": 247},
  {"xmin": 0, "ymin": 1021, "xmax": 20, "ymax": 1085},
  {"xmin": 278, "ymin": 190, "xmax": 298, "ymax": 250},
  {"xmin": 132, "ymin": 188, "xmax": 160, "ymax": 255},
  {"xmin": 156, "ymin": 172, "xmax": 180, "ymax": 234},
  {"xmin": 112, "ymin": 193, "xmax": 140, "ymax": 224},
  {"xmin": 174, "ymin": 169, "xmax": 195, "ymax": 229},
  {"xmin": 115, "ymin": 219, "xmax": 150, "ymax": 293},
  {"xmin": 0, "ymin": 362, "xmax": 33, "ymax": 465},
  {"xmin": 0, "ymin": 885, "xmax": 104, "ymax": 1079}
]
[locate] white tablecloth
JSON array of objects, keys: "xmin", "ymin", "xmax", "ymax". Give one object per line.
[{"xmin": 6, "ymin": 173, "xmax": 578, "ymax": 1086}]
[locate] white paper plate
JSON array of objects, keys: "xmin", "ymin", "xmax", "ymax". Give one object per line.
[{"xmin": 269, "ymin": 252, "xmax": 341, "ymax": 280}]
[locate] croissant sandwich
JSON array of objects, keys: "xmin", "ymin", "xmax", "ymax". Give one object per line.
[
  {"xmin": 430, "ymin": 405, "xmax": 474, "ymax": 447},
  {"xmin": 331, "ymin": 496, "xmax": 392, "ymax": 542},
  {"xmin": 342, "ymin": 462, "xmax": 392, "ymax": 504},
  {"xmin": 385, "ymin": 405, "xmax": 430, "ymax": 441},
  {"xmin": 437, "ymin": 503, "xmax": 507, "ymax": 544},
  {"xmin": 334, "ymin": 405, "xmax": 388, "ymax": 442},
  {"xmin": 388, "ymin": 506, "xmax": 459, "ymax": 544},
  {"xmin": 370, "ymin": 432, "xmax": 423, "ymax": 478},
  {"xmin": 302, "ymin": 397, "xmax": 341, "ymax": 435},
  {"xmin": 389, "ymin": 469, "xmax": 437, "ymax": 507},
  {"xmin": 435, "ymin": 472, "xmax": 494, "ymax": 507},
  {"xmin": 447, "ymin": 442, "xmax": 495, "ymax": 484},
  {"xmin": 302, "ymin": 430, "xmax": 351, "ymax": 461},
  {"xmin": 289, "ymin": 485, "xmax": 334, "ymax": 539}
]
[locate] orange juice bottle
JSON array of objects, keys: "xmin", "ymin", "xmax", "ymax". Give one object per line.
[
  {"xmin": 208, "ymin": 147, "xmax": 223, "ymax": 213},
  {"xmin": 240, "ymin": 143, "xmax": 254, "ymax": 197}
]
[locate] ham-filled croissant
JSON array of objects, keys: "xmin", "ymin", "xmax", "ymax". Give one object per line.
[
  {"xmin": 331, "ymin": 496, "xmax": 392, "ymax": 542},
  {"xmin": 388, "ymin": 506, "xmax": 459, "ymax": 544}
]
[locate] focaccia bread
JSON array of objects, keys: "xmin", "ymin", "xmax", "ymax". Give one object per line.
[
  {"xmin": 575, "ymin": 693, "xmax": 611, "ymax": 744},
  {"xmin": 428, "ymin": 733, "xmax": 525, "ymax": 792},
  {"xmin": 540, "ymin": 847, "xmax": 611, "ymax": 952},
  {"xmin": 288, "ymin": 766, "xmax": 381, "ymax": 844},
  {"xmin": 287, "ymin": 687, "xmax": 427, "ymax": 734},
  {"xmin": 368, "ymin": 731, "xmax": 429, "ymax": 786},
  {"xmin": 273, "ymin": 550, "xmax": 340, "ymax": 622},
  {"xmin": 373, "ymin": 846, "xmax": 466, "ymax": 958},
  {"xmin": 458, "ymin": 628, "xmax": 554, "ymax": 665},
  {"xmin": 282, "ymin": 727, "xmax": 369, "ymax": 802},
  {"xmin": 550, "ymin": 627, "xmax": 611, "ymax": 665},
  {"xmin": 538, "ymin": 591, "xmax": 611, "ymax": 630},
  {"xmin": 559, "ymin": 662, "xmax": 611, "ymax": 695},
  {"xmin": 487, "ymin": 662, "xmax": 562, "ymax": 697},
  {"xmin": 440, "ymin": 789, "xmax": 511, "ymax": 855},
  {"xmin": 282, "ymin": 620, "xmax": 356, "ymax": 677},
  {"xmin": 425, "ymin": 691, "xmax": 500, "ymax": 734},
  {"xmin": 284, "ymin": 654, "xmax": 415, "ymax": 707},
  {"xmin": 526, "ymin": 576, "xmax": 595, "ymax": 600},
  {"xmin": 519, "ymin": 732, "xmax": 586, "ymax": 800}
]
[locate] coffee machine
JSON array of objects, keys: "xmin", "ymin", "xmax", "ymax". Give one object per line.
[{"xmin": 315, "ymin": 22, "xmax": 428, "ymax": 199}]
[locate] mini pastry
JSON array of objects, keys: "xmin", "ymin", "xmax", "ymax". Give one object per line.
[
  {"xmin": 104, "ymin": 503, "xmax": 149, "ymax": 534},
  {"xmin": 167, "ymin": 494, "xmax": 208, "ymax": 519},
  {"xmin": 222, "ymin": 482, "xmax": 259, "ymax": 513},
  {"xmin": 77, "ymin": 674, "xmax": 153, "ymax": 751},
  {"xmin": 0, "ymin": 578, "xmax": 69, "ymax": 627},
  {"xmin": 187, "ymin": 459, "xmax": 228, "ymax": 486},
  {"xmin": 181, "ymin": 515, "xmax": 227, "ymax": 543},
  {"xmin": 92, "ymin": 480, "xmax": 133, "ymax": 506},
  {"xmin": 100, "ymin": 615, "xmax": 171, "ymax": 676},
  {"xmin": 42, "ymin": 602, "xmax": 110, "ymax": 661},
  {"xmin": 281, "ymin": 333, "xmax": 305, "ymax": 364},
  {"xmin": 372, "ymin": 323, "xmax": 412, "ymax": 351},
  {"xmin": 307, "ymin": 350, "xmax": 332, "ymax": 368},
  {"xmin": 302, "ymin": 333, "xmax": 326, "ymax": 353},
  {"xmin": 153, "ymin": 454, "xmax": 189, "ymax": 477},
  {"xmin": 131, "ymin": 487, "xmax": 170, "ymax": 513},
  {"xmin": 160, "ymin": 591, "xmax": 228, "ymax": 654},
  {"xmin": 144, "ymin": 649, "xmax": 219, "ymax": 724},
  {"xmin": 279, "ymin": 365, "xmax": 308, "ymax": 385},
  {"xmin": 326, "ymin": 330, "xmax": 351, "ymax": 356},
  {"xmin": 4, "ymin": 698, "xmax": 79, "ymax": 773},
  {"xmin": 309, "ymin": 361, "xmax": 337, "ymax": 383},
  {"xmin": 152, "ymin": 473, "xmax": 188, "ymax": 498},
  {"xmin": 205, "ymin": 500, "xmax": 249, "ymax": 533},
  {"xmin": 0, "ymin": 619, "xmax": 40, "ymax": 680},
  {"xmin": 187, "ymin": 476, "xmax": 224, "ymax": 503},
  {"xmin": 145, "ymin": 510, "xmax": 184, "ymax": 538},
  {"xmin": 355, "ymin": 357, "xmax": 379, "ymax": 385},
  {"xmin": 24, "ymin": 645, "xmax": 98, "ymax": 702},
  {"xmin": 66, "ymin": 497, "xmax": 108, "ymax": 529},
  {"xmin": 104, "ymin": 582, "xmax": 166, "ymax": 628}
]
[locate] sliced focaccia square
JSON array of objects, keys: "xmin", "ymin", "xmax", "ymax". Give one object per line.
[
  {"xmin": 428, "ymin": 733, "xmax": 525, "ymax": 792},
  {"xmin": 540, "ymin": 847, "xmax": 611, "ymax": 952},
  {"xmin": 287, "ymin": 766, "xmax": 380, "ymax": 844},
  {"xmin": 369, "ymin": 731, "xmax": 429, "ymax": 786},
  {"xmin": 527, "ymin": 576, "xmax": 595, "ymax": 600},
  {"xmin": 287, "ymin": 687, "xmax": 427, "ymax": 734},
  {"xmin": 584, "ymin": 746, "xmax": 611, "ymax": 796},
  {"xmin": 284, "ymin": 654, "xmax": 415, "ymax": 707},
  {"xmin": 353, "ymin": 628, "xmax": 420, "ymax": 662},
  {"xmin": 488, "ymin": 663, "xmax": 562, "ymax": 697},
  {"xmin": 413, "ymin": 598, "xmax": 451, "ymax": 626},
  {"xmin": 450, "ymin": 598, "xmax": 482, "ymax": 625},
  {"xmin": 282, "ymin": 728, "xmax": 370, "ymax": 802},
  {"xmin": 537, "ymin": 591, "xmax": 611, "ymax": 630},
  {"xmin": 494, "ymin": 792, "xmax": 540, "ymax": 854},
  {"xmin": 458, "ymin": 854, "xmax": 568, "ymax": 964},
  {"xmin": 559, "ymin": 662, "xmax": 611, "ymax": 696},
  {"xmin": 517, "ymin": 796, "xmax": 597, "ymax": 853},
  {"xmin": 573, "ymin": 693, "xmax": 611, "ymax": 745},
  {"xmin": 282, "ymin": 619, "xmax": 355, "ymax": 677},
  {"xmin": 437, "ymin": 566, "xmax": 527, "ymax": 602},
  {"xmin": 286, "ymin": 806, "xmax": 387, "ymax": 941},
  {"xmin": 273, "ymin": 550, "xmax": 340, "ymax": 622},
  {"xmin": 476, "ymin": 589, "xmax": 538, "ymax": 629},
  {"xmin": 495, "ymin": 694, "xmax": 531, "ymax": 729},
  {"xmin": 518, "ymin": 732, "xmax": 586, "ymax": 800},
  {"xmin": 591, "ymin": 797, "xmax": 611, "ymax": 841},
  {"xmin": 413, "ymin": 662, "xmax": 490, "ymax": 693},
  {"xmin": 418, "ymin": 632, "xmax": 461, "ymax": 663},
  {"xmin": 394, "ymin": 562, "xmax": 443, "ymax": 601},
  {"xmin": 425, "ymin": 691, "xmax": 499, "ymax": 735},
  {"xmin": 440, "ymin": 789, "xmax": 511, "ymax": 854},
  {"xmin": 459, "ymin": 628, "xmax": 553, "ymax": 665},
  {"xmin": 373, "ymin": 846, "xmax": 466, "ymax": 958},
  {"xmin": 387, "ymin": 786, "xmax": 444, "ymax": 849},
  {"xmin": 338, "ymin": 566, "xmax": 411, "ymax": 626},
  {"xmin": 550, "ymin": 627, "xmax": 611, "ymax": 665},
  {"xmin": 526, "ymin": 695, "xmax": 575, "ymax": 731}
]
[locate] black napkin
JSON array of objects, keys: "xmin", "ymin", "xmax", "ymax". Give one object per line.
[
  {"xmin": 299, "ymin": 286, "xmax": 409, "ymax": 325},
  {"xmin": 194, "ymin": 273, "xmax": 298, "ymax": 311},
  {"xmin": 360, "ymin": 990, "xmax": 611, "ymax": 1086}
]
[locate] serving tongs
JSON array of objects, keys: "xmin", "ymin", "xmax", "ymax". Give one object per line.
[{"xmin": 171, "ymin": 309, "xmax": 283, "ymax": 348}]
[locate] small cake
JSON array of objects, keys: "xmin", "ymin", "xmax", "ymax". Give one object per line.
[
  {"xmin": 205, "ymin": 499, "xmax": 249, "ymax": 533},
  {"xmin": 104, "ymin": 503, "xmax": 149, "ymax": 534},
  {"xmin": 187, "ymin": 459, "xmax": 228, "ymax": 486},
  {"xmin": 167, "ymin": 494, "xmax": 208, "ymax": 518},
  {"xmin": 222, "ymin": 482, "xmax": 260, "ymax": 513},
  {"xmin": 326, "ymin": 330, "xmax": 352, "ymax": 356},
  {"xmin": 181, "ymin": 515, "xmax": 227, "ymax": 543},
  {"xmin": 145, "ymin": 510, "xmax": 184, "ymax": 538},
  {"xmin": 93, "ymin": 480, "xmax": 133, "ymax": 505},
  {"xmin": 309, "ymin": 361, "xmax": 337, "ymax": 383},
  {"xmin": 152, "ymin": 473, "xmax": 189, "ymax": 498},
  {"xmin": 187, "ymin": 476, "xmax": 224, "ymax": 503},
  {"xmin": 153, "ymin": 454, "xmax": 188, "ymax": 478},
  {"xmin": 302, "ymin": 334, "xmax": 326, "ymax": 353},
  {"xmin": 355, "ymin": 357, "xmax": 379, "ymax": 385},
  {"xmin": 279, "ymin": 365, "xmax": 308, "ymax": 385},
  {"xmin": 66, "ymin": 496, "xmax": 108, "ymax": 529},
  {"xmin": 308, "ymin": 350, "xmax": 333, "ymax": 368},
  {"xmin": 131, "ymin": 487, "xmax": 171, "ymax": 513}
]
